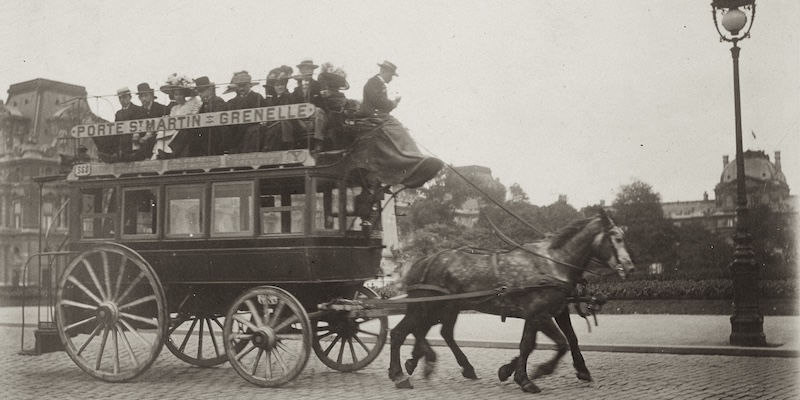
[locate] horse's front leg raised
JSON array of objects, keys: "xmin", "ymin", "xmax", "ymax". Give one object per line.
[
  {"xmin": 389, "ymin": 315, "xmax": 418, "ymax": 388},
  {"xmin": 554, "ymin": 307, "xmax": 592, "ymax": 381},
  {"xmin": 514, "ymin": 318, "xmax": 541, "ymax": 393},
  {"xmin": 531, "ymin": 317, "xmax": 568, "ymax": 379}
]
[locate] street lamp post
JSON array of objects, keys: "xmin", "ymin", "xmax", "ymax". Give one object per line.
[{"xmin": 711, "ymin": 0, "xmax": 766, "ymax": 347}]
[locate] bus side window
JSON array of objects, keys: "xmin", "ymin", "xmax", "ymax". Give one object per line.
[
  {"xmin": 260, "ymin": 178, "xmax": 304, "ymax": 234},
  {"xmin": 212, "ymin": 182, "xmax": 253, "ymax": 237},
  {"xmin": 80, "ymin": 187, "xmax": 117, "ymax": 239},
  {"xmin": 314, "ymin": 178, "xmax": 341, "ymax": 231},
  {"xmin": 166, "ymin": 185, "xmax": 204, "ymax": 238},
  {"xmin": 122, "ymin": 188, "xmax": 158, "ymax": 236}
]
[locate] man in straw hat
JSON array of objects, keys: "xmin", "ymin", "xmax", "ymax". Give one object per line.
[
  {"xmin": 362, "ymin": 61, "xmax": 401, "ymax": 117},
  {"xmin": 225, "ymin": 71, "xmax": 264, "ymax": 153},
  {"xmin": 96, "ymin": 87, "xmax": 145, "ymax": 162},
  {"xmin": 194, "ymin": 76, "xmax": 229, "ymax": 155}
]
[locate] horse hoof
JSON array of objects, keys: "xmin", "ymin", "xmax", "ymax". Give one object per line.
[
  {"xmin": 423, "ymin": 360, "xmax": 436, "ymax": 379},
  {"xmin": 462, "ymin": 368, "xmax": 479, "ymax": 380},
  {"xmin": 405, "ymin": 359, "xmax": 416, "ymax": 375},
  {"xmin": 497, "ymin": 365, "xmax": 513, "ymax": 382},
  {"xmin": 394, "ymin": 376, "xmax": 414, "ymax": 389},
  {"xmin": 521, "ymin": 382, "xmax": 541, "ymax": 394},
  {"xmin": 576, "ymin": 371, "xmax": 593, "ymax": 382}
]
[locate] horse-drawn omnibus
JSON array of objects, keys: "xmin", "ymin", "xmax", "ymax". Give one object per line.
[
  {"xmin": 27, "ymin": 101, "xmax": 632, "ymax": 393},
  {"xmin": 49, "ymin": 103, "xmax": 443, "ymax": 386}
]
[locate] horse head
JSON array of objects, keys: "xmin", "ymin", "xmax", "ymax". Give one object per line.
[{"xmin": 588, "ymin": 209, "xmax": 635, "ymax": 279}]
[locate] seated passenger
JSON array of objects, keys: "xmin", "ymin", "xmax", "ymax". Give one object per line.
[
  {"xmin": 127, "ymin": 83, "xmax": 169, "ymax": 161},
  {"xmin": 153, "ymin": 74, "xmax": 201, "ymax": 159},
  {"xmin": 290, "ymin": 59, "xmax": 327, "ymax": 152},
  {"xmin": 318, "ymin": 63, "xmax": 355, "ymax": 150},
  {"xmin": 224, "ymin": 71, "xmax": 264, "ymax": 153},
  {"xmin": 97, "ymin": 87, "xmax": 145, "ymax": 163},
  {"xmin": 261, "ymin": 66, "xmax": 295, "ymax": 151},
  {"xmin": 194, "ymin": 76, "xmax": 229, "ymax": 155}
]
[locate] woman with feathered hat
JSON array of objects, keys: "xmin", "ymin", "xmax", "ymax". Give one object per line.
[{"xmin": 153, "ymin": 73, "xmax": 201, "ymax": 159}]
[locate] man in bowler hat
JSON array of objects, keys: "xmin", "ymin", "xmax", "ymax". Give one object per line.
[
  {"xmin": 195, "ymin": 76, "xmax": 228, "ymax": 155},
  {"xmin": 362, "ymin": 61, "xmax": 401, "ymax": 117},
  {"xmin": 124, "ymin": 83, "xmax": 168, "ymax": 161},
  {"xmin": 225, "ymin": 71, "xmax": 264, "ymax": 153},
  {"xmin": 290, "ymin": 59, "xmax": 327, "ymax": 151}
]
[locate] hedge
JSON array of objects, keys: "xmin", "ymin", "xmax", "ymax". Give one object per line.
[{"xmin": 587, "ymin": 278, "xmax": 796, "ymax": 300}]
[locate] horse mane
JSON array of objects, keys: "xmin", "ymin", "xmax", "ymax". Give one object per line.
[{"xmin": 547, "ymin": 217, "xmax": 595, "ymax": 250}]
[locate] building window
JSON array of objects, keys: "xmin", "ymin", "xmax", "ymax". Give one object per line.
[
  {"xmin": 166, "ymin": 185, "xmax": 204, "ymax": 238},
  {"xmin": 212, "ymin": 182, "xmax": 253, "ymax": 237},
  {"xmin": 13, "ymin": 201, "xmax": 22, "ymax": 228},
  {"xmin": 42, "ymin": 201, "xmax": 53, "ymax": 231}
]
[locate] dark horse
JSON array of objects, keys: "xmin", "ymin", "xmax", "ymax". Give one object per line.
[{"xmin": 388, "ymin": 211, "xmax": 635, "ymax": 393}]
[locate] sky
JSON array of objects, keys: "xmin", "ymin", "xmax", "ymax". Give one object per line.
[{"xmin": 1, "ymin": 0, "xmax": 798, "ymax": 208}]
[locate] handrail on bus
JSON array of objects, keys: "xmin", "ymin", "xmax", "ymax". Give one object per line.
[{"xmin": 19, "ymin": 251, "xmax": 73, "ymax": 354}]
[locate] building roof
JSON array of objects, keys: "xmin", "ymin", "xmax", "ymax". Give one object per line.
[
  {"xmin": 661, "ymin": 199, "xmax": 719, "ymax": 220},
  {"xmin": 720, "ymin": 150, "xmax": 786, "ymax": 184}
]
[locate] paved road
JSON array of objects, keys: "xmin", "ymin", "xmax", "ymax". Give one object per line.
[{"xmin": 2, "ymin": 326, "xmax": 798, "ymax": 400}]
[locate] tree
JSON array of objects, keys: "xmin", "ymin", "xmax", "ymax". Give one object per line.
[
  {"xmin": 746, "ymin": 204, "xmax": 797, "ymax": 275},
  {"xmin": 674, "ymin": 222, "xmax": 732, "ymax": 271},
  {"xmin": 612, "ymin": 180, "xmax": 676, "ymax": 267}
]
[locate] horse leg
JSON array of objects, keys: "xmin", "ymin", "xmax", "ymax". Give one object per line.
[
  {"xmin": 405, "ymin": 316, "xmax": 436, "ymax": 376},
  {"xmin": 389, "ymin": 314, "xmax": 418, "ymax": 388},
  {"xmin": 497, "ymin": 356, "xmax": 517, "ymax": 382},
  {"xmin": 440, "ymin": 308, "xmax": 477, "ymax": 379},
  {"xmin": 417, "ymin": 334, "xmax": 438, "ymax": 379},
  {"xmin": 531, "ymin": 318, "xmax": 568, "ymax": 379},
  {"xmin": 514, "ymin": 318, "xmax": 541, "ymax": 394},
  {"xmin": 555, "ymin": 307, "xmax": 592, "ymax": 381},
  {"xmin": 404, "ymin": 340, "xmax": 424, "ymax": 375}
]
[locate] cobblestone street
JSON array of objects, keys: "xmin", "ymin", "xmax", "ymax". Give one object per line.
[{"xmin": 1, "ymin": 326, "xmax": 798, "ymax": 400}]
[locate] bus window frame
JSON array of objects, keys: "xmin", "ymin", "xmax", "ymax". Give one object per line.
[
  {"xmin": 165, "ymin": 184, "xmax": 206, "ymax": 239},
  {"xmin": 121, "ymin": 186, "xmax": 160, "ymax": 239},
  {"xmin": 79, "ymin": 186, "xmax": 118, "ymax": 241},
  {"xmin": 211, "ymin": 181, "xmax": 255, "ymax": 238}
]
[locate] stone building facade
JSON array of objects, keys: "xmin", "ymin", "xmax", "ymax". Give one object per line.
[
  {"xmin": 662, "ymin": 150, "xmax": 795, "ymax": 241},
  {"xmin": 0, "ymin": 78, "xmax": 104, "ymax": 286}
]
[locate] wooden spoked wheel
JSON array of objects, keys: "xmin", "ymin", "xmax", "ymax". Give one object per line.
[
  {"xmin": 223, "ymin": 286, "xmax": 312, "ymax": 387},
  {"xmin": 56, "ymin": 243, "xmax": 167, "ymax": 382},
  {"xmin": 312, "ymin": 286, "xmax": 388, "ymax": 372},
  {"xmin": 165, "ymin": 292, "xmax": 230, "ymax": 367}
]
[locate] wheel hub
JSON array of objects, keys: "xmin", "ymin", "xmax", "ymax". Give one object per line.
[
  {"xmin": 252, "ymin": 327, "xmax": 278, "ymax": 350},
  {"xmin": 329, "ymin": 318, "xmax": 359, "ymax": 339},
  {"xmin": 96, "ymin": 301, "xmax": 120, "ymax": 326}
]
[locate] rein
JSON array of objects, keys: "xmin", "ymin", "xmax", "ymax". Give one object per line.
[{"xmin": 485, "ymin": 215, "xmax": 607, "ymax": 276}]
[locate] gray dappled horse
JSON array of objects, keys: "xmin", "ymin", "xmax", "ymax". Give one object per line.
[{"xmin": 388, "ymin": 211, "xmax": 635, "ymax": 393}]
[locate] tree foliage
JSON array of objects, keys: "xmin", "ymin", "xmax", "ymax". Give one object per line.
[{"xmin": 611, "ymin": 180, "xmax": 676, "ymax": 267}]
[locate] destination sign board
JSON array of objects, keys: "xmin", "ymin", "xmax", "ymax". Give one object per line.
[{"xmin": 70, "ymin": 103, "xmax": 316, "ymax": 138}]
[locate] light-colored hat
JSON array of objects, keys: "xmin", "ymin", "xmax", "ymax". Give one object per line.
[
  {"xmin": 377, "ymin": 60, "xmax": 398, "ymax": 76},
  {"xmin": 117, "ymin": 87, "xmax": 132, "ymax": 96},
  {"xmin": 160, "ymin": 73, "xmax": 197, "ymax": 97},
  {"xmin": 224, "ymin": 71, "xmax": 258, "ymax": 94},
  {"xmin": 296, "ymin": 59, "xmax": 319, "ymax": 69}
]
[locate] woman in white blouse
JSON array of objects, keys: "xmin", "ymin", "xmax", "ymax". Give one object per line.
[{"xmin": 153, "ymin": 74, "xmax": 202, "ymax": 159}]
